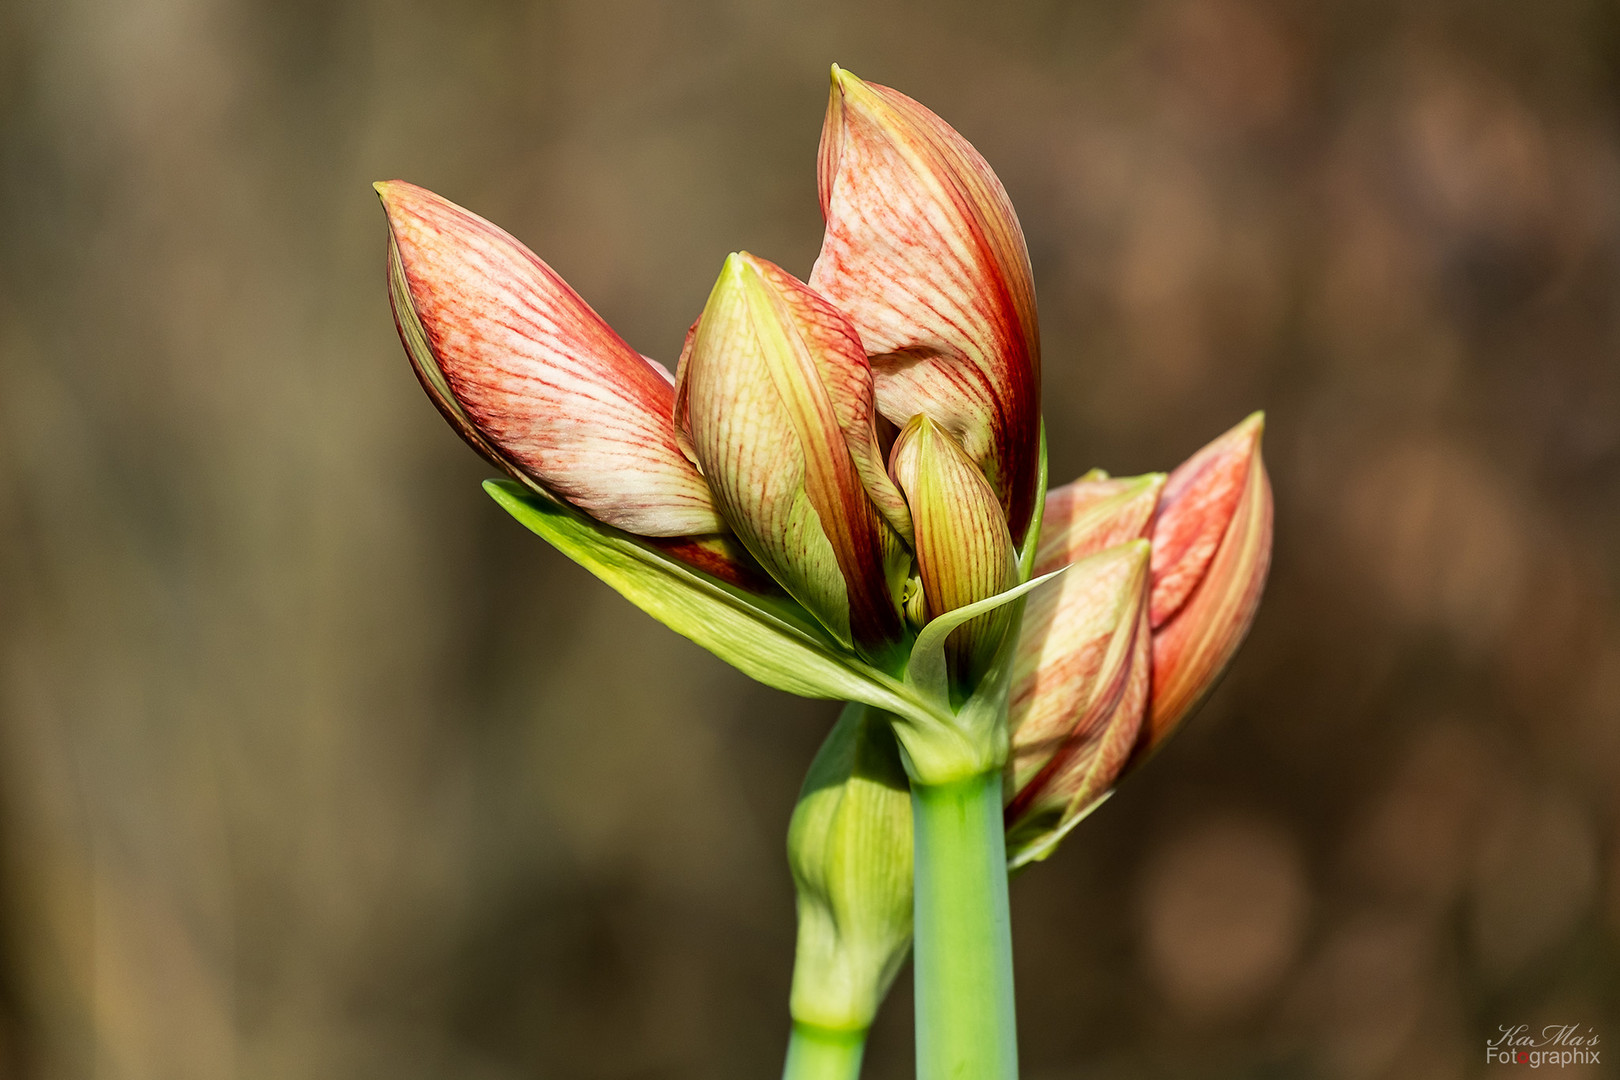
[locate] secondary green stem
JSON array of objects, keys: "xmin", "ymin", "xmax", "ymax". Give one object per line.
[
  {"xmin": 911, "ymin": 770, "xmax": 1018, "ymax": 1080},
  {"xmin": 782, "ymin": 1022, "xmax": 866, "ymax": 1080}
]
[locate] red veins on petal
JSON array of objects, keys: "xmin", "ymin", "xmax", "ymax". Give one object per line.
[
  {"xmin": 1146, "ymin": 435, "xmax": 1274, "ymax": 747},
  {"xmin": 1148, "ymin": 412, "xmax": 1265, "ymax": 627},
  {"xmin": 1035, "ymin": 471, "xmax": 1167, "ymax": 576},
  {"xmin": 810, "ymin": 67, "xmax": 1041, "ymax": 544},
  {"xmin": 378, "ymin": 180, "xmax": 723, "ymax": 537},
  {"xmin": 1005, "ymin": 541, "xmax": 1151, "ymax": 858}
]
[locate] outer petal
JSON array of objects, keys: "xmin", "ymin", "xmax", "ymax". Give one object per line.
[
  {"xmin": 1033, "ymin": 471, "xmax": 1166, "ymax": 576},
  {"xmin": 377, "ymin": 180, "xmax": 723, "ymax": 536},
  {"xmin": 1148, "ymin": 412, "xmax": 1265, "ymax": 627},
  {"xmin": 890, "ymin": 415, "xmax": 1016, "ymax": 686},
  {"xmin": 679, "ymin": 253, "xmax": 904, "ymax": 655},
  {"xmin": 810, "ymin": 67, "xmax": 1042, "ymax": 543},
  {"xmin": 1005, "ymin": 541, "xmax": 1150, "ymax": 864},
  {"xmin": 1147, "ymin": 437, "xmax": 1273, "ymax": 746}
]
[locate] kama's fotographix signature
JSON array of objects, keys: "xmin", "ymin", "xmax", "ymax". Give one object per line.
[{"xmin": 1486, "ymin": 1026, "xmax": 1602, "ymax": 1068}]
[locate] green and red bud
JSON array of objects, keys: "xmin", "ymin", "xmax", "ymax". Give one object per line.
[
  {"xmin": 379, "ymin": 81, "xmax": 1268, "ymax": 824},
  {"xmin": 890, "ymin": 414, "xmax": 1018, "ymax": 689},
  {"xmin": 677, "ymin": 253, "xmax": 910, "ymax": 658},
  {"xmin": 810, "ymin": 66, "xmax": 1042, "ymax": 545}
]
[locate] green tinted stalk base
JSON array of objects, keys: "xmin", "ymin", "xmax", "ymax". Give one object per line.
[
  {"xmin": 782, "ymin": 1022, "xmax": 866, "ymax": 1080},
  {"xmin": 911, "ymin": 771, "xmax": 1018, "ymax": 1080}
]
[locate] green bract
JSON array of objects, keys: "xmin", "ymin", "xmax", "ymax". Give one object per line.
[
  {"xmin": 485, "ymin": 477, "xmax": 1059, "ymax": 787},
  {"xmin": 787, "ymin": 704, "xmax": 913, "ymax": 1033}
]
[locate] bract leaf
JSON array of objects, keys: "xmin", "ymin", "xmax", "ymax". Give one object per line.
[
  {"xmin": 485, "ymin": 480, "xmax": 940, "ymax": 718},
  {"xmin": 903, "ymin": 569, "xmax": 1065, "ymax": 706}
]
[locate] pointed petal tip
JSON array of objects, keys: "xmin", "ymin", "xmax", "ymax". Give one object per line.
[
  {"xmin": 1210, "ymin": 411, "xmax": 1265, "ymax": 460},
  {"xmin": 1131, "ymin": 472, "xmax": 1170, "ymax": 495},
  {"xmin": 1238, "ymin": 410, "xmax": 1266, "ymax": 444},
  {"xmin": 828, "ymin": 64, "xmax": 883, "ymax": 109},
  {"xmin": 718, "ymin": 251, "xmax": 767, "ymax": 289},
  {"xmin": 373, "ymin": 180, "xmax": 408, "ymax": 217},
  {"xmin": 372, "ymin": 178, "xmax": 421, "ymax": 211}
]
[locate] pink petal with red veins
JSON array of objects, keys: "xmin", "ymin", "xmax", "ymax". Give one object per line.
[
  {"xmin": 810, "ymin": 67, "xmax": 1041, "ymax": 543},
  {"xmin": 1148, "ymin": 412, "xmax": 1264, "ymax": 627},
  {"xmin": 1005, "ymin": 540, "xmax": 1151, "ymax": 860},
  {"xmin": 378, "ymin": 180, "xmax": 723, "ymax": 537},
  {"xmin": 1034, "ymin": 471, "xmax": 1166, "ymax": 576},
  {"xmin": 1146, "ymin": 445, "xmax": 1273, "ymax": 747},
  {"xmin": 1146, "ymin": 443, "xmax": 1270, "ymax": 748}
]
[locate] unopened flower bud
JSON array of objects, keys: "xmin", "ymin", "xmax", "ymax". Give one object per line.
[
  {"xmin": 1033, "ymin": 470, "xmax": 1166, "ymax": 570},
  {"xmin": 1145, "ymin": 412, "xmax": 1273, "ymax": 747},
  {"xmin": 787, "ymin": 703, "xmax": 914, "ymax": 1034},
  {"xmin": 890, "ymin": 414, "xmax": 1018, "ymax": 689},
  {"xmin": 679, "ymin": 253, "xmax": 913, "ymax": 660}
]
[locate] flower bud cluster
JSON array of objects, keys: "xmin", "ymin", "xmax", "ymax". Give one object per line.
[{"xmin": 377, "ymin": 63, "xmax": 1274, "ymax": 1044}]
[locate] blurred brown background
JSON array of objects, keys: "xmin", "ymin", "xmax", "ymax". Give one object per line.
[{"xmin": 1, "ymin": 0, "xmax": 1618, "ymax": 1077}]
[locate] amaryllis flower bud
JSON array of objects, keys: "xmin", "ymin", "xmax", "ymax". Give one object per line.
[
  {"xmin": 999, "ymin": 415, "xmax": 1271, "ymax": 866},
  {"xmin": 1146, "ymin": 412, "xmax": 1273, "ymax": 746},
  {"xmin": 810, "ymin": 66, "xmax": 1042, "ymax": 544},
  {"xmin": 377, "ymin": 181, "xmax": 725, "ymax": 538},
  {"xmin": 676, "ymin": 252, "xmax": 911, "ymax": 658},
  {"xmin": 890, "ymin": 414, "xmax": 1018, "ymax": 689},
  {"xmin": 1004, "ymin": 541, "xmax": 1151, "ymax": 866},
  {"xmin": 787, "ymin": 704, "xmax": 913, "ymax": 1038}
]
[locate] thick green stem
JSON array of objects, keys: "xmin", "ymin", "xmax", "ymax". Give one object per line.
[
  {"xmin": 782, "ymin": 1022, "xmax": 866, "ymax": 1080},
  {"xmin": 911, "ymin": 770, "xmax": 1018, "ymax": 1080}
]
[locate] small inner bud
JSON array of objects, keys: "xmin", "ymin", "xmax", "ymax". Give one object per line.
[{"xmin": 902, "ymin": 576, "xmax": 929, "ymax": 630}]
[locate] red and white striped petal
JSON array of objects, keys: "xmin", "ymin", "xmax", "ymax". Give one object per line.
[
  {"xmin": 809, "ymin": 67, "xmax": 1042, "ymax": 543},
  {"xmin": 1034, "ymin": 471, "xmax": 1167, "ymax": 576},
  {"xmin": 1148, "ymin": 412, "xmax": 1265, "ymax": 627},
  {"xmin": 890, "ymin": 415, "xmax": 1017, "ymax": 686},
  {"xmin": 378, "ymin": 180, "xmax": 723, "ymax": 537},
  {"xmin": 1148, "ymin": 436, "xmax": 1273, "ymax": 746},
  {"xmin": 678, "ymin": 253, "xmax": 904, "ymax": 655},
  {"xmin": 1005, "ymin": 541, "xmax": 1151, "ymax": 860}
]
